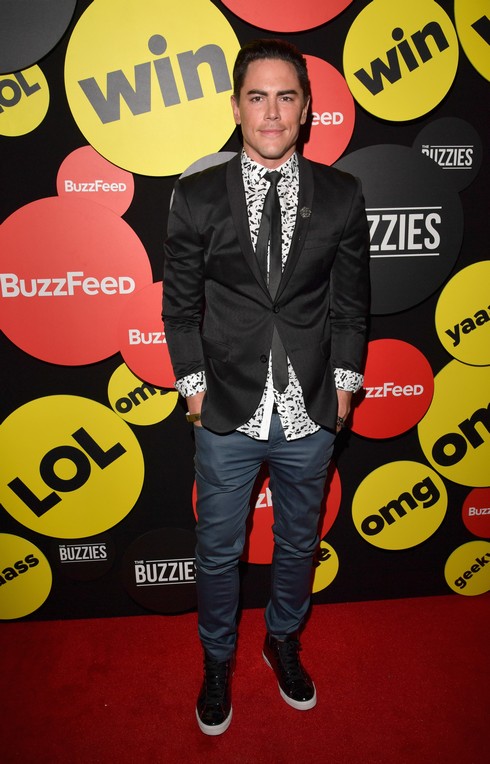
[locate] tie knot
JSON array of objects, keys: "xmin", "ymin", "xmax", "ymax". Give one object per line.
[{"xmin": 264, "ymin": 171, "xmax": 281, "ymax": 189}]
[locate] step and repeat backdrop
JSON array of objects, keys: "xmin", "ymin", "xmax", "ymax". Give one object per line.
[{"xmin": 0, "ymin": 0, "xmax": 489, "ymax": 621}]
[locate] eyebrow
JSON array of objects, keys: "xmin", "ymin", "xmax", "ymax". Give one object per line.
[{"xmin": 246, "ymin": 89, "xmax": 300, "ymax": 97}]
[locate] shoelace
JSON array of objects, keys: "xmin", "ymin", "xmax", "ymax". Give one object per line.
[
  {"xmin": 276, "ymin": 640, "xmax": 305, "ymax": 680},
  {"xmin": 203, "ymin": 658, "xmax": 229, "ymax": 702}
]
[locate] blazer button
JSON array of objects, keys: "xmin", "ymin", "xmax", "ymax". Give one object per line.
[
  {"xmin": 260, "ymin": 355, "xmax": 268, "ymax": 363},
  {"xmin": 273, "ymin": 305, "xmax": 280, "ymax": 313}
]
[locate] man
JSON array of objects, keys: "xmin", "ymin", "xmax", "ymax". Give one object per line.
[{"xmin": 163, "ymin": 39, "xmax": 370, "ymax": 735}]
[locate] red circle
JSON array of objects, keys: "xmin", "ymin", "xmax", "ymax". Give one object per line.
[
  {"xmin": 192, "ymin": 462, "xmax": 341, "ymax": 565},
  {"xmin": 351, "ymin": 339, "xmax": 434, "ymax": 439},
  {"xmin": 462, "ymin": 488, "xmax": 490, "ymax": 538},
  {"xmin": 303, "ymin": 55, "xmax": 355, "ymax": 166},
  {"xmin": 118, "ymin": 281, "xmax": 175, "ymax": 388},
  {"xmin": 0, "ymin": 197, "xmax": 152, "ymax": 365},
  {"xmin": 221, "ymin": 0, "xmax": 353, "ymax": 32},
  {"xmin": 57, "ymin": 145, "xmax": 134, "ymax": 216}
]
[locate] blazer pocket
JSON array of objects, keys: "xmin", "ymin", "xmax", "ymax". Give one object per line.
[{"xmin": 202, "ymin": 335, "xmax": 231, "ymax": 363}]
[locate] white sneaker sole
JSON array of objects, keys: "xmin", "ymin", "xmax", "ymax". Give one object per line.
[
  {"xmin": 196, "ymin": 706, "xmax": 233, "ymax": 735},
  {"xmin": 263, "ymin": 651, "xmax": 317, "ymax": 710}
]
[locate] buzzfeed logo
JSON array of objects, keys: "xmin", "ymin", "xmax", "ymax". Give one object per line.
[
  {"xmin": 311, "ymin": 111, "xmax": 344, "ymax": 126},
  {"xmin": 64, "ymin": 179, "xmax": 128, "ymax": 193},
  {"xmin": 468, "ymin": 506, "xmax": 490, "ymax": 517},
  {"xmin": 0, "ymin": 271, "xmax": 136, "ymax": 297},
  {"xmin": 128, "ymin": 329, "xmax": 166, "ymax": 345},
  {"xmin": 364, "ymin": 381, "xmax": 424, "ymax": 398}
]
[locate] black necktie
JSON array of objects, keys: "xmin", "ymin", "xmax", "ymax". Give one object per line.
[{"xmin": 256, "ymin": 171, "xmax": 288, "ymax": 393}]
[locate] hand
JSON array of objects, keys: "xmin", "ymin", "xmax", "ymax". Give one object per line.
[
  {"xmin": 336, "ymin": 389, "xmax": 352, "ymax": 433},
  {"xmin": 186, "ymin": 391, "xmax": 204, "ymax": 427}
]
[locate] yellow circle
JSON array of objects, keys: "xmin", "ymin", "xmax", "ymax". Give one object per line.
[
  {"xmin": 108, "ymin": 363, "xmax": 178, "ymax": 425},
  {"xmin": 0, "ymin": 534, "xmax": 52, "ymax": 619},
  {"xmin": 445, "ymin": 540, "xmax": 490, "ymax": 595},
  {"xmin": 435, "ymin": 262, "xmax": 490, "ymax": 366},
  {"xmin": 352, "ymin": 461, "xmax": 448, "ymax": 550},
  {"xmin": 418, "ymin": 361, "xmax": 490, "ymax": 487},
  {"xmin": 312, "ymin": 541, "xmax": 339, "ymax": 593},
  {"xmin": 0, "ymin": 66, "xmax": 49, "ymax": 137},
  {"xmin": 343, "ymin": 0, "xmax": 459, "ymax": 121},
  {"xmin": 64, "ymin": 0, "xmax": 240, "ymax": 175},
  {"xmin": 454, "ymin": 0, "xmax": 490, "ymax": 81},
  {"xmin": 0, "ymin": 395, "xmax": 145, "ymax": 538}
]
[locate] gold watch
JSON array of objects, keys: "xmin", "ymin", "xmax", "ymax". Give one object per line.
[{"xmin": 185, "ymin": 412, "xmax": 201, "ymax": 423}]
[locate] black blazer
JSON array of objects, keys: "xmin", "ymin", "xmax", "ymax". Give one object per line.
[{"xmin": 163, "ymin": 153, "xmax": 370, "ymax": 433}]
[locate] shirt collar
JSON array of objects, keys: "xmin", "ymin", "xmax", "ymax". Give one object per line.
[{"xmin": 241, "ymin": 149, "xmax": 298, "ymax": 187}]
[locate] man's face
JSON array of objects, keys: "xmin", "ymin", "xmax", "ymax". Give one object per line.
[{"xmin": 231, "ymin": 58, "xmax": 310, "ymax": 169}]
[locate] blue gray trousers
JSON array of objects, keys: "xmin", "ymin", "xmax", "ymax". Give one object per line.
[{"xmin": 193, "ymin": 414, "xmax": 336, "ymax": 661}]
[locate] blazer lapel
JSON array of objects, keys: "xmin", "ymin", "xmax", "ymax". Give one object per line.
[
  {"xmin": 277, "ymin": 154, "xmax": 314, "ymax": 299},
  {"xmin": 226, "ymin": 153, "xmax": 315, "ymax": 299},
  {"xmin": 226, "ymin": 155, "xmax": 269, "ymax": 294}
]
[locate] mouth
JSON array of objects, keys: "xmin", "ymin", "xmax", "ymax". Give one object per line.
[{"xmin": 260, "ymin": 128, "xmax": 284, "ymax": 136}]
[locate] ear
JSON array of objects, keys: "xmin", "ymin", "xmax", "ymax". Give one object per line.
[
  {"xmin": 230, "ymin": 94, "xmax": 241, "ymax": 125},
  {"xmin": 300, "ymin": 96, "xmax": 310, "ymax": 126}
]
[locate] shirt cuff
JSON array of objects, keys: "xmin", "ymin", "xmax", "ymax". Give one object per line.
[
  {"xmin": 335, "ymin": 368, "xmax": 364, "ymax": 393},
  {"xmin": 175, "ymin": 371, "xmax": 207, "ymax": 398}
]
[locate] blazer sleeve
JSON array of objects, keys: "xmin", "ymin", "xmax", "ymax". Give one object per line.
[
  {"xmin": 329, "ymin": 176, "xmax": 370, "ymax": 374},
  {"xmin": 162, "ymin": 179, "xmax": 206, "ymax": 381}
]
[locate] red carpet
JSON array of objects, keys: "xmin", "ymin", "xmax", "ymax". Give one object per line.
[{"xmin": 2, "ymin": 594, "xmax": 489, "ymax": 763}]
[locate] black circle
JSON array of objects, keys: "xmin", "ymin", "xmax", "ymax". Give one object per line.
[
  {"xmin": 0, "ymin": 0, "xmax": 77, "ymax": 74},
  {"xmin": 121, "ymin": 527, "xmax": 197, "ymax": 614},
  {"xmin": 413, "ymin": 117, "xmax": 483, "ymax": 192},
  {"xmin": 335, "ymin": 144, "xmax": 464, "ymax": 315},
  {"xmin": 50, "ymin": 535, "xmax": 116, "ymax": 582}
]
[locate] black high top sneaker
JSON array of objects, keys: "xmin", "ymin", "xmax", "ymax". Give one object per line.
[
  {"xmin": 263, "ymin": 633, "xmax": 316, "ymax": 710},
  {"xmin": 196, "ymin": 652, "xmax": 233, "ymax": 735}
]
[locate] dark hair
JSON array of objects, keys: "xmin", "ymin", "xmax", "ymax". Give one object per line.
[{"xmin": 233, "ymin": 38, "xmax": 311, "ymax": 103}]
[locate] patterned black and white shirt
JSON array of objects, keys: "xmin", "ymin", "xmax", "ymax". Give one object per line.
[{"xmin": 174, "ymin": 150, "xmax": 363, "ymax": 440}]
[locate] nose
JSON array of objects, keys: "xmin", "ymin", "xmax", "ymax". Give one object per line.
[{"xmin": 265, "ymin": 98, "xmax": 279, "ymax": 120}]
